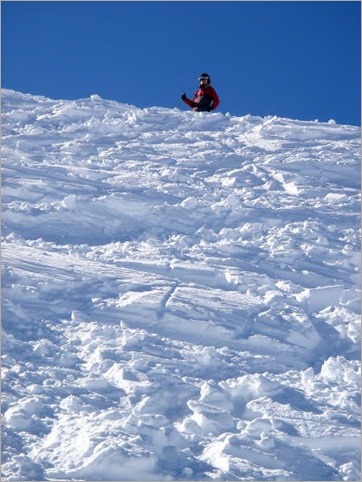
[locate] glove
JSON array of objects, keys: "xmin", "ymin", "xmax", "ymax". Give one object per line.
[{"xmin": 181, "ymin": 93, "xmax": 187, "ymax": 101}]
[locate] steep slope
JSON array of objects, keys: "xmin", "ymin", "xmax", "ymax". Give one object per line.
[{"xmin": 1, "ymin": 90, "xmax": 360, "ymax": 481}]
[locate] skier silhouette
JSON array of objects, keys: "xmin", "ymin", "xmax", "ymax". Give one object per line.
[{"xmin": 181, "ymin": 73, "xmax": 220, "ymax": 112}]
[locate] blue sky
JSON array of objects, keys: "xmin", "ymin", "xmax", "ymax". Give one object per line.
[{"xmin": 2, "ymin": 1, "xmax": 361, "ymax": 125}]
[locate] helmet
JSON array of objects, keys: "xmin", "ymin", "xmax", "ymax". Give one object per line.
[{"xmin": 199, "ymin": 73, "xmax": 211, "ymax": 85}]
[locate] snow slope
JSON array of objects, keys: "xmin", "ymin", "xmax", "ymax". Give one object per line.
[{"xmin": 1, "ymin": 89, "xmax": 361, "ymax": 481}]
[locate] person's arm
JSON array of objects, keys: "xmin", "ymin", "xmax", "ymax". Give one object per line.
[
  {"xmin": 183, "ymin": 96, "xmax": 197, "ymax": 109},
  {"xmin": 208, "ymin": 86, "xmax": 220, "ymax": 110},
  {"xmin": 181, "ymin": 92, "xmax": 198, "ymax": 109}
]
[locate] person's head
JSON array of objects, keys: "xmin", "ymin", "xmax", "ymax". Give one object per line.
[{"xmin": 199, "ymin": 73, "xmax": 211, "ymax": 87}]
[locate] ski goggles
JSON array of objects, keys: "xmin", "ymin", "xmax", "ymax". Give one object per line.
[{"xmin": 199, "ymin": 77, "xmax": 209, "ymax": 81}]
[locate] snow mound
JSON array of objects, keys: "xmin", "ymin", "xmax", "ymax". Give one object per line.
[{"xmin": 1, "ymin": 90, "xmax": 360, "ymax": 480}]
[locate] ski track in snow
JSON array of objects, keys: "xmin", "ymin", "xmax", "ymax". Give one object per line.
[{"xmin": 1, "ymin": 90, "xmax": 361, "ymax": 481}]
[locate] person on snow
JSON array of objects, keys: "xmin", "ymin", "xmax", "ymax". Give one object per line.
[{"xmin": 181, "ymin": 73, "xmax": 220, "ymax": 112}]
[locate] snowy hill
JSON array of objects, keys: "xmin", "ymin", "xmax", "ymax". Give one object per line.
[{"xmin": 1, "ymin": 89, "xmax": 361, "ymax": 481}]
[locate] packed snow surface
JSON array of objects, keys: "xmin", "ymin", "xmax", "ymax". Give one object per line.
[{"xmin": 1, "ymin": 89, "xmax": 361, "ymax": 481}]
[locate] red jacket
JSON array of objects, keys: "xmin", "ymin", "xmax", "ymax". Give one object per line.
[{"xmin": 183, "ymin": 85, "xmax": 220, "ymax": 112}]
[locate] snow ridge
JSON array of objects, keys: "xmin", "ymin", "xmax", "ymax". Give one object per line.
[{"xmin": 1, "ymin": 89, "xmax": 361, "ymax": 481}]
